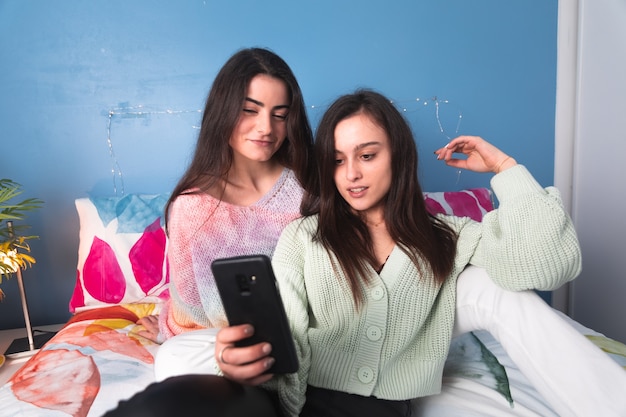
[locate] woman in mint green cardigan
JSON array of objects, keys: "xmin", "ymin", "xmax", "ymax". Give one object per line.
[{"xmin": 245, "ymin": 89, "xmax": 624, "ymax": 417}]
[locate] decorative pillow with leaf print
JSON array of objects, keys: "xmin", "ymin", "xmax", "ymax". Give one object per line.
[{"xmin": 69, "ymin": 194, "xmax": 170, "ymax": 313}]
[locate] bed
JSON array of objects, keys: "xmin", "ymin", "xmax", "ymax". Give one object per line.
[{"xmin": 0, "ymin": 190, "xmax": 624, "ymax": 416}]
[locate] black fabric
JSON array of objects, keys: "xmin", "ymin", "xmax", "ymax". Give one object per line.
[
  {"xmin": 300, "ymin": 385, "xmax": 412, "ymax": 417},
  {"xmin": 102, "ymin": 374, "xmax": 282, "ymax": 417}
]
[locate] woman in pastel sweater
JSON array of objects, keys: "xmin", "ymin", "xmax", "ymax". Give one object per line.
[
  {"xmin": 135, "ymin": 46, "xmax": 315, "ymax": 379},
  {"xmin": 157, "ymin": 47, "xmax": 314, "ymax": 337}
]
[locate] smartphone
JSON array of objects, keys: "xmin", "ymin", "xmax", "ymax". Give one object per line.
[{"xmin": 211, "ymin": 254, "xmax": 299, "ymax": 374}]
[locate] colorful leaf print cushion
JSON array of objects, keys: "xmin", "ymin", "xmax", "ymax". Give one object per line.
[{"xmin": 69, "ymin": 194, "xmax": 170, "ymax": 312}]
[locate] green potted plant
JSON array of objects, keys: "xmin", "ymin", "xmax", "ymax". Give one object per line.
[{"xmin": 0, "ymin": 179, "xmax": 44, "ymax": 301}]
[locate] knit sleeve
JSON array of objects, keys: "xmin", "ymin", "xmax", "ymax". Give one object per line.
[
  {"xmin": 267, "ymin": 218, "xmax": 314, "ymax": 417},
  {"xmin": 158, "ymin": 195, "xmax": 213, "ymax": 339},
  {"xmin": 468, "ymin": 165, "xmax": 582, "ymax": 291}
]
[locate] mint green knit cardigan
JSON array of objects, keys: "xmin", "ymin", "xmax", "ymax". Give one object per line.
[{"xmin": 268, "ymin": 165, "xmax": 582, "ymax": 417}]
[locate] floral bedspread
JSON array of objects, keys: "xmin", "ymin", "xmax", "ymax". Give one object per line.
[
  {"xmin": 0, "ymin": 304, "xmax": 160, "ymax": 417},
  {"xmin": 0, "ymin": 303, "xmax": 624, "ymax": 417}
]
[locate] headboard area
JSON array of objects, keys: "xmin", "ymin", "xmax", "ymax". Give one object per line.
[{"xmin": 68, "ymin": 187, "xmax": 493, "ymax": 313}]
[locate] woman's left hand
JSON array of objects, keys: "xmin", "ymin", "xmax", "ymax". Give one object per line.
[
  {"xmin": 137, "ymin": 315, "xmax": 161, "ymax": 344},
  {"xmin": 434, "ymin": 135, "xmax": 517, "ymax": 174}
]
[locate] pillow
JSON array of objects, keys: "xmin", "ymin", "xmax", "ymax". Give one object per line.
[
  {"xmin": 424, "ymin": 188, "xmax": 493, "ymax": 221},
  {"xmin": 69, "ymin": 194, "xmax": 170, "ymax": 313}
]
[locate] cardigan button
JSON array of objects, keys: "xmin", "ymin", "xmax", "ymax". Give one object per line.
[
  {"xmin": 357, "ymin": 366, "xmax": 375, "ymax": 384},
  {"xmin": 371, "ymin": 286, "xmax": 385, "ymax": 300},
  {"xmin": 366, "ymin": 326, "xmax": 382, "ymax": 341}
]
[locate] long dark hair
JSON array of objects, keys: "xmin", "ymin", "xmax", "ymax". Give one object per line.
[
  {"xmin": 302, "ymin": 89, "xmax": 458, "ymax": 306},
  {"xmin": 165, "ymin": 47, "xmax": 314, "ymax": 229}
]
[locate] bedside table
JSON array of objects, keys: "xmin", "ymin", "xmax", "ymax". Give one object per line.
[{"xmin": 0, "ymin": 323, "xmax": 64, "ymax": 386}]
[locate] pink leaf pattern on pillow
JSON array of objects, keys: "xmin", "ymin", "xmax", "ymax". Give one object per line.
[
  {"xmin": 444, "ymin": 191, "xmax": 484, "ymax": 222},
  {"xmin": 472, "ymin": 187, "xmax": 493, "ymax": 213},
  {"xmin": 424, "ymin": 196, "xmax": 446, "ymax": 217},
  {"xmin": 424, "ymin": 188, "xmax": 493, "ymax": 221},
  {"xmin": 130, "ymin": 218, "xmax": 167, "ymax": 294},
  {"xmin": 69, "ymin": 271, "xmax": 86, "ymax": 312},
  {"xmin": 83, "ymin": 237, "xmax": 126, "ymax": 304}
]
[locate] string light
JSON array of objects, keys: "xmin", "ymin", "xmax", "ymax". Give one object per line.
[
  {"xmin": 390, "ymin": 96, "xmax": 463, "ymax": 142},
  {"xmin": 309, "ymin": 96, "xmax": 463, "ymax": 142},
  {"xmin": 105, "ymin": 105, "xmax": 201, "ymax": 195},
  {"xmin": 387, "ymin": 96, "xmax": 464, "ymax": 182}
]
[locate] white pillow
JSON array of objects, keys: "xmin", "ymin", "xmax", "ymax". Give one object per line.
[{"xmin": 69, "ymin": 194, "xmax": 170, "ymax": 312}]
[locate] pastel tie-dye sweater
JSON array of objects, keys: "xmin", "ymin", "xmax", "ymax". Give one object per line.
[{"xmin": 159, "ymin": 169, "xmax": 304, "ymax": 339}]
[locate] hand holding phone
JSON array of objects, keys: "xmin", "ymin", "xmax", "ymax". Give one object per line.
[{"xmin": 211, "ymin": 254, "xmax": 299, "ymax": 374}]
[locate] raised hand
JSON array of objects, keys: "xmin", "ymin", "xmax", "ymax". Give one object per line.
[{"xmin": 434, "ymin": 135, "xmax": 517, "ymax": 174}]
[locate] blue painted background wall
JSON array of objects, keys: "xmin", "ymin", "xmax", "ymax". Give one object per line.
[{"xmin": 0, "ymin": 0, "xmax": 557, "ymax": 329}]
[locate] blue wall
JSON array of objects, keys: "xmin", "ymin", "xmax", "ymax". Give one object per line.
[{"xmin": 0, "ymin": 0, "xmax": 558, "ymax": 329}]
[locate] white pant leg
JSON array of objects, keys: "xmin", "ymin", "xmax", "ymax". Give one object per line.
[
  {"xmin": 454, "ymin": 265, "xmax": 626, "ymax": 417},
  {"xmin": 154, "ymin": 328, "xmax": 220, "ymax": 382}
]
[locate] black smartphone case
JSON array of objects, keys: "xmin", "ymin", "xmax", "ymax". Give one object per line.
[{"xmin": 211, "ymin": 254, "xmax": 299, "ymax": 374}]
